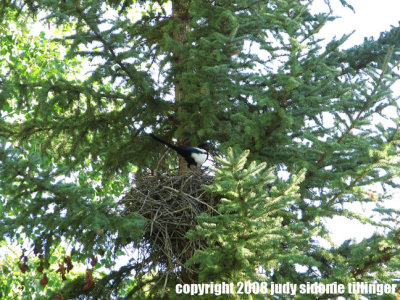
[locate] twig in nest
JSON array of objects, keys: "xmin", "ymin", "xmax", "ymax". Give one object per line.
[{"xmin": 120, "ymin": 170, "xmax": 219, "ymax": 283}]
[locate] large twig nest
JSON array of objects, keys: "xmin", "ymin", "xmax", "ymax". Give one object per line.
[{"xmin": 120, "ymin": 169, "xmax": 218, "ymax": 279}]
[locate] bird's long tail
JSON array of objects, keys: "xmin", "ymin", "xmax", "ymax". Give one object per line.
[{"xmin": 149, "ymin": 133, "xmax": 180, "ymax": 152}]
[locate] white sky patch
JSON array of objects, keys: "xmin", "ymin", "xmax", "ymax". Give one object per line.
[{"xmin": 312, "ymin": 0, "xmax": 400, "ymax": 46}]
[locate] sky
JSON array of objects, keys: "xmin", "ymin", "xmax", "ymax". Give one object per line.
[{"xmin": 314, "ymin": 0, "xmax": 400, "ymax": 45}]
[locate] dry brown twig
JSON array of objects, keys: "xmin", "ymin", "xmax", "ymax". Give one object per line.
[{"xmin": 120, "ymin": 168, "xmax": 219, "ymax": 283}]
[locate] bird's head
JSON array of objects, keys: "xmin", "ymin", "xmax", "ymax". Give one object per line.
[{"xmin": 197, "ymin": 142, "xmax": 211, "ymax": 151}]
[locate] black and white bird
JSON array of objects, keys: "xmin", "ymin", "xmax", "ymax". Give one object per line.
[{"xmin": 149, "ymin": 133, "xmax": 209, "ymax": 168}]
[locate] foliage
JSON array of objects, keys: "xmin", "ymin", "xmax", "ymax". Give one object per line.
[
  {"xmin": 1, "ymin": 0, "xmax": 400, "ymax": 298},
  {"xmin": 0, "ymin": 242, "xmax": 83, "ymax": 299},
  {"xmin": 187, "ymin": 149, "xmax": 308, "ymax": 283}
]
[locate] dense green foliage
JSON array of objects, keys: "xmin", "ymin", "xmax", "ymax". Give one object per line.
[
  {"xmin": 187, "ymin": 149, "xmax": 308, "ymax": 283},
  {"xmin": 1, "ymin": 0, "xmax": 400, "ymax": 298}
]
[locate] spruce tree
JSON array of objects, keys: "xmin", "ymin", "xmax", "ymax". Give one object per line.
[{"xmin": 1, "ymin": 0, "xmax": 400, "ymax": 299}]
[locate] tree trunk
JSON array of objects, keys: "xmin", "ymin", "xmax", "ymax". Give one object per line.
[
  {"xmin": 172, "ymin": 0, "xmax": 191, "ymax": 174},
  {"xmin": 171, "ymin": 3, "xmax": 194, "ymax": 283}
]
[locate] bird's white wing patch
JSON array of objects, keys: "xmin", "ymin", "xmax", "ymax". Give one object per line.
[{"xmin": 191, "ymin": 150, "xmax": 208, "ymax": 167}]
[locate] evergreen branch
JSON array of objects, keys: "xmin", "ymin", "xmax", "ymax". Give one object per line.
[
  {"xmin": 96, "ymin": 264, "xmax": 136, "ymax": 291},
  {"xmin": 0, "ymin": 125, "xmax": 18, "ymax": 136},
  {"xmin": 264, "ymin": 34, "xmax": 351, "ymax": 137},
  {"xmin": 342, "ymin": 46, "xmax": 394, "ymax": 140},
  {"xmin": 388, "ymin": 119, "xmax": 400, "ymax": 142},
  {"xmin": 316, "ymin": 32, "xmax": 355, "ymax": 66},
  {"xmin": 124, "ymin": 276, "xmax": 159, "ymax": 299},
  {"xmin": 265, "ymin": 90, "xmax": 290, "ymax": 136},
  {"xmin": 300, "ymin": 0, "xmax": 333, "ymax": 44},
  {"xmin": 327, "ymin": 121, "xmax": 400, "ymax": 206},
  {"xmin": 350, "ymin": 233, "xmax": 400, "ymax": 279},
  {"xmin": 310, "ymin": 46, "xmax": 394, "ymax": 174},
  {"xmin": 235, "ymin": 0, "xmax": 265, "ymax": 11},
  {"xmin": 271, "ymin": 169, "xmax": 306, "ymax": 203},
  {"xmin": 71, "ymin": 0, "xmax": 139, "ymax": 86},
  {"xmin": 327, "ymin": 167, "xmax": 375, "ymax": 207}
]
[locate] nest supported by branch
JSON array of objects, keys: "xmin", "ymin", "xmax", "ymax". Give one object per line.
[{"xmin": 120, "ymin": 169, "xmax": 218, "ymax": 281}]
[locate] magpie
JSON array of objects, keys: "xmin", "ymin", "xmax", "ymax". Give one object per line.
[{"xmin": 149, "ymin": 133, "xmax": 209, "ymax": 168}]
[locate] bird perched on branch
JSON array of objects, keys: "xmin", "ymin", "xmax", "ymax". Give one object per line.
[{"xmin": 149, "ymin": 133, "xmax": 209, "ymax": 168}]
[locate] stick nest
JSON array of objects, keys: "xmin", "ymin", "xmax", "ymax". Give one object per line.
[{"xmin": 120, "ymin": 169, "xmax": 218, "ymax": 280}]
